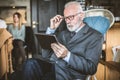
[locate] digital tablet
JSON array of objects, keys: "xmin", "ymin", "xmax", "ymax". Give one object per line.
[{"xmin": 35, "ymin": 33, "xmax": 58, "ymax": 49}]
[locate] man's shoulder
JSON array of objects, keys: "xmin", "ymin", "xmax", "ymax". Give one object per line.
[
  {"xmin": 84, "ymin": 24, "xmax": 103, "ymax": 40},
  {"xmin": 86, "ymin": 24, "xmax": 103, "ymax": 35}
]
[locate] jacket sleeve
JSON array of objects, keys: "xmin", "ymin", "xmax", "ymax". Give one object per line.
[{"xmin": 68, "ymin": 35, "xmax": 104, "ymax": 75}]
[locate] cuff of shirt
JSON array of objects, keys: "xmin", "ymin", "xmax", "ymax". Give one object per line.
[
  {"xmin": 63, "ymin": 51, "xmax": 71, "ymax": 63},
  {"xmin": 46, "ymin": 27, "xmax": 56, "ymax": 34}
]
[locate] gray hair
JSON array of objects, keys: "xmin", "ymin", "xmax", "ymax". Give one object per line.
[{"xmin": 64, "ymin": 1, "xmax": 83, "ymax": 13}]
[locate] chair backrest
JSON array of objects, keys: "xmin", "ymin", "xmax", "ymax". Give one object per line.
[
  {"xmin": 84, "ymin": 9, "xmax": 115, "ymax": 80},
  {"xmin": 84, "ymin": 9, "xmax": 115, "ymax": 35}
]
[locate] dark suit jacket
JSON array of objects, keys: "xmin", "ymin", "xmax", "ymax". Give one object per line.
[{"xmin": 42, "ymin": 24, "xmax": 104, "ymax": 80}]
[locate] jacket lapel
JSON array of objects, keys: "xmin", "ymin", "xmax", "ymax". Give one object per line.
[
  {"xmin": 59, "ymin": 25, "xmax": 90, "ymax": 50},
  {"xmin": 68, "ymin": 25, "xmax": 90, "ymax": 44}
]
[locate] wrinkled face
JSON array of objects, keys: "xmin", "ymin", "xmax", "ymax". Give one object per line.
[
  {"xmin": 13, "ymin": 14, "xmax": 19, "ymax": 23},
  {"xmin": 64, "ymin": 5, "xmax": 84, "ymax": 32}
]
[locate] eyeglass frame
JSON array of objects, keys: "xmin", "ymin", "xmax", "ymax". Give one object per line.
[{"xmin": 63, "ymin": 12, "xmax": 82, "ymax": 21}]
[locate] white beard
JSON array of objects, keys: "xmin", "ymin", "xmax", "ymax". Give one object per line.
[{"xmin": 67, "ymin": 21, "xmax": 81, "ymax": 32}]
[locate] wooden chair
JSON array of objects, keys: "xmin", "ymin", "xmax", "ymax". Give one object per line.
[{"xmin": 84, "ymin": 9, "xmax": 115, "ymax": 80}]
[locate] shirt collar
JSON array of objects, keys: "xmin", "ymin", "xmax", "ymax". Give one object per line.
[{"xmin": 75, "ymin": 24, "xmax": 85, "ymax": 33}]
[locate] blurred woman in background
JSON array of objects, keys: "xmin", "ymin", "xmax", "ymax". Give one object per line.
[{"xmin": 7, "ymin": 12, "xmax": 26, "ymax": 71}]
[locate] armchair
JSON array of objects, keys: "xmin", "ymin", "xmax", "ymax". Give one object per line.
[{"xmin": 84, "ymin": 9, "xmax": 115, "ymax": 80}]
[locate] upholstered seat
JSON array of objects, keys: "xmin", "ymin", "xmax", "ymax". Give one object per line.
[
  {"xmin": 84, "ymin": 16, "xmax": 110, "ymax": 35},
  {"xmin": 84, "ymin": 9, "xmax": 115, "ymax": 80},
  {"xmin": 84, "ymin": 9, "xmax": 114, "ymax": 35}
]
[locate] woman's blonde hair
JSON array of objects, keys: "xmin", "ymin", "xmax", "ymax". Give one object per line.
[{"xmin": 13, "ymin": 12, "xmax": 22, "ymax": 30}]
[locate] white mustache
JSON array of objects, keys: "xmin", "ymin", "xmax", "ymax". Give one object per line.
[{"xmin": 67, "ymin": 24, "xmax": 72, "ymax": 28}]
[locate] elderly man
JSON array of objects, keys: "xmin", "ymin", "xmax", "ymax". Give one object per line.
[{"xmin": 22, "ymin": 1, "xmax": 104, "ymax": 80}]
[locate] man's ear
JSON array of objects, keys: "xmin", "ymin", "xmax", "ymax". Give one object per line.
[{"xmin": 79, "ymin": 12, "xmax": 85, "ymax": 20}]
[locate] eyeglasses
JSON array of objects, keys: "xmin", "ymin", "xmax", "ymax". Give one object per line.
[{"xmin": 64, "ymin": 12, "xmax": 81, "ymax": 21}]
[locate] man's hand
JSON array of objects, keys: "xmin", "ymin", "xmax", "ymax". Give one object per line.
[
  {"xmin": 50, "ymin": 15, "xmax": 64, "ymax": 29},
  {"xmin": 51, "ymin": 43, "xmax": 69, "ymax": 58}
]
